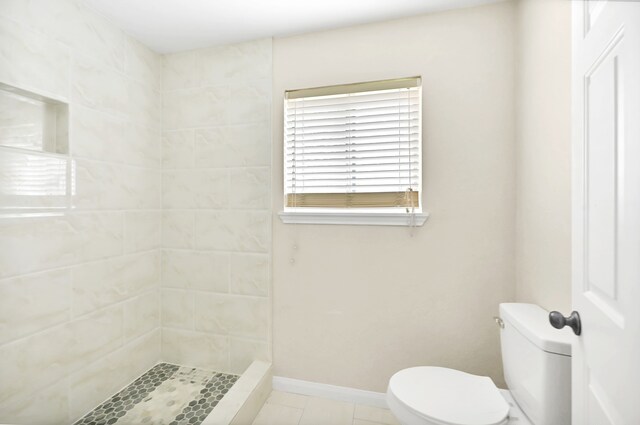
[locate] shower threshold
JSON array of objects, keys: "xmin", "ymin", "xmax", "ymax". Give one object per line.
[{"xmin": 73, "ymin": 363, "xmax": 239, "ymax": 425}]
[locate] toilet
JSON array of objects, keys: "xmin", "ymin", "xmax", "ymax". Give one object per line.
[{"xmin": 387, "ymin": 303, "xmax": 573, "ymax": 425}]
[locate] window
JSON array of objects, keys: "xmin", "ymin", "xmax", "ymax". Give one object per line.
[{"xmin": 280, "ymin": 77, "xmax": 428, "ymax": 226}]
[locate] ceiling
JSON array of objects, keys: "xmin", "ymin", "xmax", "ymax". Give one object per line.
[{"xmin": 85, "ymin": 0, "xmax": 504, "ymax": 53}]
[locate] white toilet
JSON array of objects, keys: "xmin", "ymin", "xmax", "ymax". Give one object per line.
[{"xmin": 387, "ymin": 303, "xmax": 573, "ymax": 425}]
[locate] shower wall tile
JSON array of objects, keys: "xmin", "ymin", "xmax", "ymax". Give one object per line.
[
  {"xmin": 67, "ymin": 306, "xmax": 125, "ymax": 368},
  {"xmin": 0, "ymin": 150, "xmax": 70, "ymax": 211},
  {"xmin": 194, "ymin": 294, "xmax": 269, "ymax": 339},
  {"xmin": 161, "ymin": 39, "xmax": 272, "ymax": 373},
  {"xmin": 163, "ymin": 83, "xmax": 271, "ymax": 131},
  {"xmin": 162, "ymin": 210, "xmax": 195, "ymax": 249},
  {"xmin": 163, "ymin": 86, "xmax": 229, "ymax": 130},
  {"xmin": 162, "ymin": 130, "xmax": 195, "ymax": 169},
  {"xmin": 162, "ymin": 250, "xmax": 229, "ymax": 292},
  {"xmin": 195, "ymin": 123, "xmax": 271, "ymax": 167},
  {"xmin": 161, "ymin": 288, "xmax": 194, "ymax": 329},
  {"xmin": 229, "ymin": 337, "xmax": 270, "ymax": 375},
  {"xmin": 226, "ymin": 79, "xmax": 271, "ymax": 125},
  {"xmin": 0, "ymin": 322, "xmax": 72, "ymax": 405},
  {"xmin": 162, "ymin": 168, "xmax": 229, "ymax": 209},
  {"xmin": 74, "ymin": 115, "xmax": 162, "ymax": 168},
  {"xmin": 123, "ymin": 290, "xmax": 160, "ymax": 341},
  {"xmin": 72, "ymin": 106, "xmax": 127, "ymax": 160},
  {"xmin": 161, "ymin": 328, "xmax": 229, "ymax": 371},
  {"xmin": 230, "ymin": 253, "xmax": 270, "ymax": 297},
  {"xmin": 71, "ymin": 251, "xmax": 160, "ymax": 317},
  {"xmin": 126, "ymin": 123, "xmax": 162, "ymax": 167},
  {"xmin": 0, "ymin": 16, "xmax": 70, "ymax": 99},
  {"xmin": 0, "ymin": 269, "xmax": 72, "ymax": 345},
  {"xmin": 71, "ymin": 54, "xmax": 129, "ymax": 116},
  {"xmin": 0, "ymin": 212, "xmax": 124, "ymax": 278},
  {"xmin": 73, "ymin": 160, "xmax": 161, "ymax": 210},
  {"xmin": 162, "ymin": 50, "xmax": 202, "ymax": 91},
  {"xmin": 68, "ymin": 329, "xmax": 160, "ymax": 422},
  {"xmin": 128, "ymin": 79, "xmax": 161, "ymax": 128},
  {"xmin": 126, "ymin": 38, "xmax": 162, "ymax": 91},
  {"xmin": 194, "ymin": 210, "xmax": 271, "ymax": 253},
  {"xmin": 0, "ymin": 0, "xmax": 162, "ymax": 422},
  {"xmin": 200, "ymin": 39, "xmax": 272, "ymax": 85},
  {"xmin": 229, "ymin": 167, "xmax": 271, "ymax": 209},
  {"xmin": 124, "ymin": 211, "xmax": 161, "ymax": 253},
  {"xmin": 0, "ymin": 0, "xmax": 126, "ymax": 72},
  {"xmin": 0, "ymin": 377, "xmax": 70, "ymax": 425},
  {"xmin": 0, "ymin": 305, "xmax": 123, "ymax": 405}
]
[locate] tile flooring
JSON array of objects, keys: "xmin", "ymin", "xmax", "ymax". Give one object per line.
[
  {"xmin": 252, "ymin": 391, "xmax": 400, "ymax": 425},
  {"xmin": 74, "ymin": 363, "xmax": 239, "ymax": 425}
]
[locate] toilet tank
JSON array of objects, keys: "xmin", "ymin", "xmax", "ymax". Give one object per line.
[{"xmin": 499, "ymin": 303, "xmax": 573, "ymax": 425}]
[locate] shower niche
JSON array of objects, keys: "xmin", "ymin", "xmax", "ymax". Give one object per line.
[{"xmin": 0, "ymin": 83, "xmax": 71, "ymax": 216}]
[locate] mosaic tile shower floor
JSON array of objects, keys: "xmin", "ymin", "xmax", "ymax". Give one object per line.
[{"xmin": 74, "ymin": 363, "xmax": 239, "ymax": 425}]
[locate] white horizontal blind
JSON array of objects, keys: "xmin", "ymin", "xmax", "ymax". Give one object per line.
[{"xmin": 284, "ymin": 78, "xmax": 422, "ymax": 209}]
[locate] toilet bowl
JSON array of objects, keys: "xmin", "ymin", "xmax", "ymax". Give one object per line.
[
  {"xmin": 387, "ymin": 367, "xmax": 510, "ymax": 425},
  {"xmin": 386, "ymin": 304, "xmax": 573, "ymax": 425}
]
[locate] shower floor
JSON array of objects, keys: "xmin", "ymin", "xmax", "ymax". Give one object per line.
[{"xmin": 73, "ymin": 363, "xmax": 239, "ymax": 425}]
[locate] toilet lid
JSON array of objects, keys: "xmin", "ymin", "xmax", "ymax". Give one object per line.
[{"xmin": 388, "ymin": 367, "xmax": 509, "ymax": 425}]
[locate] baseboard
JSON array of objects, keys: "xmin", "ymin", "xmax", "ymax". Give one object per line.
[{"xmin": 272, "ymin": 376, "xmax": 388, "ymax": 408}]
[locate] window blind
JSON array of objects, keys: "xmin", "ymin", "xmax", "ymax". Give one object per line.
[{"xmin": 284, "ymin": 77, "xmax": 422, "ymax": 209}]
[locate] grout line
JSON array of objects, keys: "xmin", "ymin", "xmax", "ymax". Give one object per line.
[
  {"xmin": 72, "ymin": 154, "xmax": 162, "ymax": 170},
  {"xmin": 162, "ymin": 207, "xmax": 271, "ymax": 212},
  {"xmin": 161, "ymin": 246, "xmax": 269, "ymax": 255},
  {"xmin": 160, "ymin": 286, "xmax": 268, "ymax": 300},
  {"xmin": 72, "ymin": 103, "xmax": 161, "ymax": 133},
  {"xmin": 161, "ymin": 120, "xmax": 271, "ymax": 134},
  {"xmin": 0, "ymin": 286, "xmax": 160, "ymax": 348},
  {"xmin": 0, "ymin": 247, "xmax": 161, "ymax": 283},
  {"xmin": 163, "ymin": 165, "xmax": 271, "ymax": 172},
  {"xmin": 161, "ymin": 77, "xmax": 271, "ymax": 96},
  {"xmin": 159, "ymin": 118, "xmax": 165, "ymax": 362},
  {"xmin": 161, "ymin": 326, "xmax": 267, "ymax": 344},
  {"xmin": 162, "ymin": 118, "xmax": 270, "ymax": 133}
]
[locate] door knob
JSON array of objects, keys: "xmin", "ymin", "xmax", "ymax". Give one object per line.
[{"xmin": 549, "ymin": 310, "xmax": 582, "ymax": 336}]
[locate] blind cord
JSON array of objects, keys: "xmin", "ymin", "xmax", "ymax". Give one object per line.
[
  {"xmin": 405, "ymin": 188, "xmax": 416, "ymax": 237},
  {"xmin": 405, "ymin": 85, "xmax": 416, "ymax": 237}
]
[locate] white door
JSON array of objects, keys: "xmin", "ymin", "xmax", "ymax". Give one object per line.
[{"xmin": 572, "ymin": 0, "xmax": 640, "ymax": 424}]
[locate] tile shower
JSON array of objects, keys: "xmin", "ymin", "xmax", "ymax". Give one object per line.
[{"xmin": 0, "ymin": 1, "xmax": 272, "ymax": 424}]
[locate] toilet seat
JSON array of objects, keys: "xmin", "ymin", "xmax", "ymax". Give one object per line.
[{"xmin": 387, "ymin": 367, "xmax": 510, "ymax": 425}]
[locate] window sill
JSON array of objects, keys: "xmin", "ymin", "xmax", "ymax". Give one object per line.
[{"xmin": 278, "ymin": 211, "xmax": 430, "ymax": 226}]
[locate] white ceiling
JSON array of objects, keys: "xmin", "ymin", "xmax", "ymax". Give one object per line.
[{"xmin": 85, "ymin": 0, "xmax": 504, "ymax": 53}]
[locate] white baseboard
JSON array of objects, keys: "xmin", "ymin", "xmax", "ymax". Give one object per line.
[{"xmin": 272, "ymin": 376, "xmax": 388, "ymax": 409}]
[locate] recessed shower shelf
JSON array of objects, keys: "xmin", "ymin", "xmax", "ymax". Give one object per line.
[{"xmin": 0, "ymin": 83, "xmax": 71, "ymax": 216}]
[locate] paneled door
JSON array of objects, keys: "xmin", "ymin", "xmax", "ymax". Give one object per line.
[{"xmin": 572, "ymin": 0, "xmax": 640, "ymax": 424}]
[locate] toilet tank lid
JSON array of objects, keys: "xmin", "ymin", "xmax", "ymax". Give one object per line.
[{"xmin": 499, "ymin": 303, "xmax": 573, "ymax": 356}]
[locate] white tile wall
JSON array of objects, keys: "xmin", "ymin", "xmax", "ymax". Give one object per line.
[
  {"xmin": 0, "ymin": 16, "xmax": 70, "ymax": 99},
  {"xmin": 0, "ymin": 2, "xmax": 272, "ymax": 423},
  {"xmin": 161, "ymin": 39, "xmax": 272, "ymax": 375},
  {"xmin": 0, "ymin": 0, "xmax": 162, "ymax": 423},
  {"xmin": 195, "ymin": 123, "xmax": 271, "ymax": 168},
  {"xmin": 161, "ymin": 328, "xmax": 230, "ymax": 371},
  {"xmin": 71, "ymin": 251, "xmax": 160, "ymax": 316},
  {"xmin": 162, "ymin": 250, "xmax": 229, "ymax": 291},
  {"xmin": 0, "ymin": 269, "xmax": 72, "ymax": 345}
]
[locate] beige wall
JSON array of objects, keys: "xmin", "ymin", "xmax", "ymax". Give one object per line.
[
  {"xmin": 272, "ymin": 1, "xmax": 516, "ymax": 392},
  {"xmin": 160, "ymin": 39, "xmax": 273, "ymax": 374},
  {"xmin": 0, "ymin": 0, "xmax": 162, "ymax": 423},
  {"xmin": 514, "ymin": 0, "xmax": 572, "ymax": 313}
]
